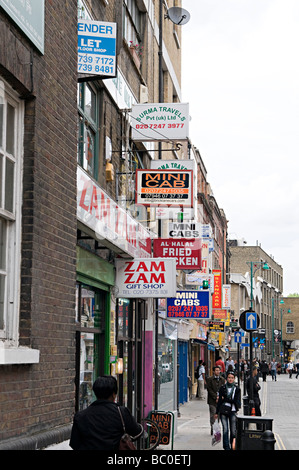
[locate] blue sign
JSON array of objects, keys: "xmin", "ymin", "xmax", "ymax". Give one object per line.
[
  {"xmin": 234, "ymin": 331, "xmax": 242, "ymax": 343},
  {"xmin": 246, "ymin": 311, "xmax": 257, "ymax": 330},
  {"xmin": 167, "ymin": 290, "xmax": 210, "ymax": 319},
  {"xmin": 241, "ymin": 343, "xmax": 250, "ymax": 349},
  {"xmin": 78, "ymin": 20, "xmax": 117, "ymax": 76}
]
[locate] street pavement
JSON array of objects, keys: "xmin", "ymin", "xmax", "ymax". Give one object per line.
[{"xmin": 45, "ymin": 372, "xmax": 299, "ymax": 451}]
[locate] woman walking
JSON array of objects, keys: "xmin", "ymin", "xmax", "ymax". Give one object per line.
[{"xmin": 215, "ymin": 371, "xmax": 241, "ymax": 450}]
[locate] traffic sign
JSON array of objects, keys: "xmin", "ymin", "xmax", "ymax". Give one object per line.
[
  {"xmin": 239, "ymin": 310, "xmax": 260, "ymax": 332},
  {"xmin": 234, "ymin": 331, "xmax": 242, "ymax": 343}
]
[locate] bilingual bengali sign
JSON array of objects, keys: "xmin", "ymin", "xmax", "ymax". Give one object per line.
[
  {"xmin": 78, "ymin": 19, "xmax": 117, "ymax": 76},
  {"xmin": 167, "ymin": 291, "xmax": 210, "ymax": 319},
  {"xmin": 115, "ymin": 258, "xmax": 177, "ymax": 298}
]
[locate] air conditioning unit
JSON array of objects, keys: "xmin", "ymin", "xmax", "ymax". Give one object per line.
[{"xmin": 140, "ymin": 84, "xmax": 148, "ymax": 103}]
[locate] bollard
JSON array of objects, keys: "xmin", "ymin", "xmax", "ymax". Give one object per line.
[{"xmin": 261, "ymin": 430, "xmax": 276, "ymax": 450}]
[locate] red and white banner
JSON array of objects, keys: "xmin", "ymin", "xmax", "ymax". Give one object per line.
[
  {"xmin": 222, "ymin": 284, "xmax": 231, "ymax": 309},
  {"xmin": 115, "ymin": 258, "xmax": 177, "ymax": 298},
  {"xmin": 212, "ymin": 269, "xmax": 222, "ymax": 309},
  {"xmin": 153, "ymin": 238, "xmax": 201, "ymax": 270},
  {"xmin": 77, "ymin": 167, "xmax": 153, "ymax": 257}
]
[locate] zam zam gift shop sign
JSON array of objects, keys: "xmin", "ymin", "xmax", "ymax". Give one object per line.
[
  {"xmin": 167, "ymin": 291, "xmax": 211, "ymax": 319},
  {"xmin": 115, "ymin": 259, "xmax": 177, "ymax": 298}
]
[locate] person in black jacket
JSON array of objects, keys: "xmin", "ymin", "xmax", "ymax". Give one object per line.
[
  {"xmin": 215, "ymin": 371, "xmax": 241, "ymax": 450},
  {"xmin": 70, "ymin": 375, "xmax": 143, "ymax": 450}
]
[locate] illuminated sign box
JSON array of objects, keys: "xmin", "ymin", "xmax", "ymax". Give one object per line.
[
  {"xmin": 153, "ymin": 238, "xmax": 201, "ymax": 270},
  {"xmin": 167, "ymin": 291, "xmax": 211, "ymax": 319}
]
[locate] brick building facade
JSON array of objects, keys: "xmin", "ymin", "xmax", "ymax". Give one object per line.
[{"xmin": 0, "ymin": 0, "xmax": 78, "ymax": 449}]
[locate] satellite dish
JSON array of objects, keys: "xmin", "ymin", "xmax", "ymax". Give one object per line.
[{"xmin": 166, "ymin": 7, "xmax": 190, "ymax": 26}]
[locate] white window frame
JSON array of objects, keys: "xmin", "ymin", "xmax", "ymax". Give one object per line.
[{"xmin": 0, "ymin": 79, "xmax": 39, "ymax": 364}]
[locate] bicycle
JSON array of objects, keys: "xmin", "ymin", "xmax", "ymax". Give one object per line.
[{"xmin": 139, "ymin": 417, "xmax": 161, "ymax": 450}]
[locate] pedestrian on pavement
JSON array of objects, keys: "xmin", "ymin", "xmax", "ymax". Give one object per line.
[
  {"xmin": 225, "ymin": 356, "xmax": 235, "ymax": 372},
  {"xmin": 296, "ymin": 362, "xmax": 299, "ymax": 379},
  {"xmin": 287, "ymin": 360, "xmax": 294, "ymax": 378},
  {"xmin": 215, "ymin": 371, "xmax": 241, "ymax": 451},
  {"xmin": 246, "ymin": 366, "xmax": 261, "ymax": 416},
  {"xmin": 206, "ymin": 365, "xmax": 225, "ymax": 435},
  {"xmin": 260, "ymin": 360, "xmax": 269, "ymax": 382},
  {"xmin": 215, "ymin": 357, "xmax": 226, "ymax": 376},
  {"xmin": 270, "ymin": 359, "xmax": 277, "ymax": 381},
  {"xmin": 70, "ymin": 375, "xmax": 143, "ymax": 450},
  {"xmin": 196, "ymin": 360, "xmax": 206, "ymax": 400}
]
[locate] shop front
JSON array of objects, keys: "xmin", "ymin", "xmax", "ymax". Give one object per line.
[{"xmin": 76, "ymin": 166, "xmax": 153, "ymax": 416}]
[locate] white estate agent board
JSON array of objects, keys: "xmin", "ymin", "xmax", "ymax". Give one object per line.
[
  {"xmin": 115, "ymin": 258, "xmax": 177, "ymax": 299},
  {"xmin": 78, "ymin": 19, "xmax": 117, "ymax": 76},
  {"xmin": 131, "ymin": 103, "xmax": 189, "ymax": 141}
]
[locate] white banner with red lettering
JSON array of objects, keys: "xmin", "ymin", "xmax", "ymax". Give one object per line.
[{"xmin": 115, "ymin": 258, "xmax": 177, "ymax": 298}]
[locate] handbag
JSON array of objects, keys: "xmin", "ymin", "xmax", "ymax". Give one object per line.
[
  {"xmin": 118, "ymin": 407, "xmax": 137, "ymax": 450},
  {"xmin": 219, "ymin": 403, "xmax": 232, "ymax": 416}
]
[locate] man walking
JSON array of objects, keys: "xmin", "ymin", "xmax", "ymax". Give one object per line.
[
  {"xmin": 206, "ymin": 365, "xmax": 225, "ymax": 435},
  {"xmin": 270, "ymin": 359, "xmax": 277, "ymax": 381}
]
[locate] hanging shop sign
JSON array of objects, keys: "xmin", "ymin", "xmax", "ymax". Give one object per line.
[
  {"xmin": 135, "ymin": 169, "xmax": 193, "ymax": 207},
  {"xmin": 213, "ymin": 309, "xmax": 228, "ymax": 320},
  {"xmin": 222, "ymin": 284, "xmax": 231, "ymax": 309},
  {"xmin": 167, "ymin": 291, "xmax": 211, "ymax": 319},
  {"xmin": 209, "ymin": 321, "xmax": 225, "ymax": 332},
  {"xmin": 168, "ymin": 222, "xmax": 201, "ymax": 238},
  {"xmin": 153, "ymin": 238, "xmax": 201, "ymax": 270},
  {"xmin": 115, "ymin": 258, "xmax": 177, "ymax": 298},
  {"xmin": 78, "ymin": 19, "xmax": 117, "ymax": 76},
  {"xmin": 0, "ymin": 0, "xmax": 45, "ymax": 54},
  {"xmin": 212, "ymin": 269, "xmax": 222, "ymax": 309},
  {"xmin": 131, "ymin": 103, "xmax": 189, "ymax": 141},
  {"xmin": 77, "ymin": 167, "xmax": 153, "ymax": 258}
]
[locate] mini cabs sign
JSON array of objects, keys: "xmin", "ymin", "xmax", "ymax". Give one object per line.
[{"xmin": 135, "ymin": 169, "xmax": 193, "ymax": 207}]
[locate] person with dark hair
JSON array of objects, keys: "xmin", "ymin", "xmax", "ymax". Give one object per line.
[
  {"xmin": 206, "ymin": 365, "xmax": 225, "ymax": 435},
  {"xmin": 215, "ymin": 372, "xmax": 241, "ymax": 451},
  {"xmin": 70, "ymin": 375, "xmax": 143, "ymax": 450}
]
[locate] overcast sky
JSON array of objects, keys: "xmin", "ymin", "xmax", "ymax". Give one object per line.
[{"xmin": 181, "ymin": 0, "xmax": 299, "ymax": 296}]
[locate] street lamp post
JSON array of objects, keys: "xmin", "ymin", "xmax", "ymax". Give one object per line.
[
  {"xmin": 272, "ymin": 298, "xmax": 284, "ymax": 359},
  {"xmin": 246, "ymin": 260, "xmax": 269, "ymax": 415}
]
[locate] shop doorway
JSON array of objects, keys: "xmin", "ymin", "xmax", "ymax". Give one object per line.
[{"xmin": 75, "ymin": 283, "xmax": 108, "ymax": 411}]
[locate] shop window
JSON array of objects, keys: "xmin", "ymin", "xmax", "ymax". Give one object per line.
[
  {"xmin": 75, "ymin": 283, "xmax": 107, "ymax": 410},
  {"xmin": 0, "ymin": 80, "xmax": 23, "ymax": 345}
]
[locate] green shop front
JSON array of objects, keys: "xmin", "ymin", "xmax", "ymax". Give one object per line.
[{"xmin": 76, "ymin": 167, "xmax": 152, "ymax": 413}]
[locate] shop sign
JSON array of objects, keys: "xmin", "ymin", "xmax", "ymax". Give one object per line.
[
  {"xmin": 153, "ymin": 238, "xmax": 201, "ymax": 270},
  {"xmin": 115, "ymin": 258, "xmax": 177, "ymax": 298},
  {"xmin": 213, "ymin": 309, "xmax": 227, "ymax": 320},
  {"xmin": 78, "ymin": 19, "xmax": 117, "ymax": 76},
  {"xmin": 167, "ymin": 291, "xmax": 210, "ymax": 319},
  {"xmin": 222, "ymin": 284, "xmax": 231, "ymax": 309},
  {"xmin": 77, "ymin": 167, "xmax": 152, "ymax": 257},
  {"xmin": 149, "ymin": 412, "xmax": 173, "ymax": 446},
  {"xmin": 0, "ymin": 0, "xmax": 45, "ymax": 54},
  {"xmin": 168, "ymin": 222, "xmax": 201, "ymax": 238},
  {"xmin": 212, "ymin": 269, "xmax": 222, "ymax": 309},
  {"xmin": 131, "ymin": 103, "xmax": 189, "ymax": 141},
  {"xmin": 209, "ymin": 321, "xmax": 225, "ymax": 332},
  {"xmin": 135, "ymin": 169, "xmax": 193, "ymax": 207}
]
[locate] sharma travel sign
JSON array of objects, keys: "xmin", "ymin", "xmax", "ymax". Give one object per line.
[
  {"xmin": 115, "ymin": 258, "xmax": 177, "ymax": 298},
  {"xmin": 131, "ymin": 103, "xmax": 189, "ymax": 141},
  {"xmin": 135, "ymin": 169, "xmax": 193, "ymax": 207},
  {"xmin": 78, "ymin": 19, "xmax": 117, "ymax": 76},
  {"xmin": 167, "ymin": 291, "xmax": 211, "ymax": 319}
]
